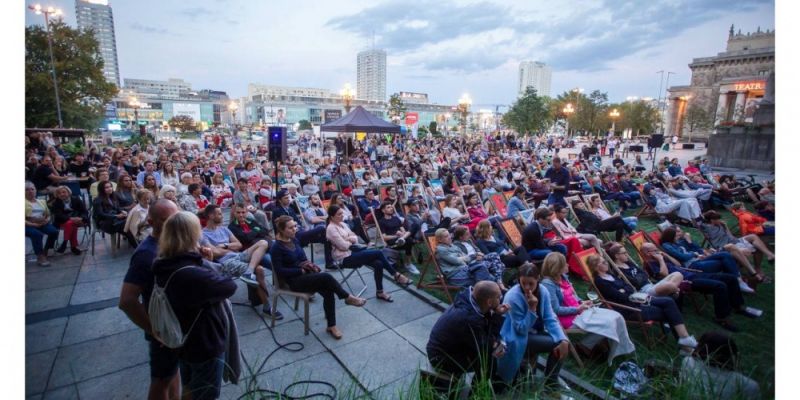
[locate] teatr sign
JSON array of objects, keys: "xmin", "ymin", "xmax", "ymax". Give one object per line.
[{"xmin": 733, "ymin": 81, "xmax": 765, "ymax": 92}]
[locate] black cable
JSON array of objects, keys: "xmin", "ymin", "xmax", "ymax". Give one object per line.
[{"xmin": 231, "ymin": 301, "xmax": 337, "ymax": 400}]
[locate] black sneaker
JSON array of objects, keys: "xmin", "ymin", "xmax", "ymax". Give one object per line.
[
  {"xmin": 263, "ymin": 305, "xmax": 284, "ymax": 320},
  {"xmin": 70, "ymin": 247, "xmax": 82, "ymax": 256},
  {"xmin": 56, "ymin": 242, "xmax": 68, "ymax": 254}
]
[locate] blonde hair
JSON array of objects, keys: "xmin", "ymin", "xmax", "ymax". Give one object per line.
[
  {"xmin": 586, "ymin": 254, "xmax": 604, "ymax": 273},
  {"xmin": 434, "ymin": 228, "xmax": 449, "ymax": 242},
  {"xmin": 474, "ymin": 220, "xmax": 493, "ymax": 240},
  {"xmin": 541, "ymin": 252, "xmax": 568, "ymax": 280},
  {"xmin": 158, "ymin": 211, "xmax": 201, "ymax": 259}
]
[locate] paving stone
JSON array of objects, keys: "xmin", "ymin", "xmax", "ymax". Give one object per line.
[
  {"xmin": 26, "ymin": 317, "xmax": 68, "ymax": 355},
  {"xmin": 237, "ymin": 319, "xmax": 326, "ymax": 378},
  {"xmin": 333, "ymin": 329, "xmax": 427, "ymax": 391},
  {"xmin": 362, "ymin": 289, "xmax": 440, "ymax": 328},
  {"xmin": 61, "ymin": 307, "xmax": 136, "ymax": 346},
  {"xmin": 220, "ymin": 351, "xmax": 362, "ymax": 400},
  {"xmin": 76, "ymin": 364, "xmax": 149, "ymax": 400},
  {"xmin": 41, "ymin": 385, "xmax": 78, "ymax": 400},
  {"xmin": 26, "ymin": 349, "xmax": 57, "ymax": 396},
  {"xmin": 371, "ymin": 371, "xmax": 419, "ymax": 400},
  {"xmin": 26, "ymin": 286, "xmax": 73, "ymax": 314},
  {"xmin": 76, "ymin": 260, "xmax": 131, "ymax": 284},
  {"xmin": 26, "ymin": 255, "xmax": 86, "ymax": 272},
  {"xmin": 392, "ymin": 312, "xmax": 441, "ymax": 355},
  {"xmin": 69, "ymin": 277, "xmax": 122, "ymax": 306},
  {"xmin": 47, "ymin": 330, "xmax": 148, "ymax": 390},
  {"xmin": 312, "ymin": 305, "xmax": 388, "ymax": 350},
  {"xmin": 26, "ymin": 267, "xmax": 79, "ymax": 291}
]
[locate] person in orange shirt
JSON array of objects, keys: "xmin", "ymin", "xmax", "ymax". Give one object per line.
[{"xmin": 730, "ymin": 202, "xmax": 774, "ymax": 236}]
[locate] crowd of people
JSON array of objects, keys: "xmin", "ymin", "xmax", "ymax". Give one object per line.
[{"xmin": 24, "ymin": 129, "xmax": 772, "ymax": 399}]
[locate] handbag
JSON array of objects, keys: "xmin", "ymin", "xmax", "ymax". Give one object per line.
[{"xmin": 628, "ymin": 292, "xmax": 651, "ymax": 305}]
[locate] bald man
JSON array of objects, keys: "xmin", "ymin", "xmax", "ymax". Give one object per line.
[
  {"xmin": 119, "ymin": 199, "xmax": 181, "ymax": 400},
  {"xmin": 427, "ymin": 282, "xmax": 508, "ymax": 381}
]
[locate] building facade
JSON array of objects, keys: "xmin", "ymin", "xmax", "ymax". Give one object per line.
[
  {"xmin": 518, "ymin": 61, "xmax": 552, "ymax": 97},
  {"xmin": 123, "ymin": 78, "xmax": 192, "ymax": 99},
  {"xmin": 75, "ymin": 0, "xmax": 120, "ymax": 87},
  {"xmin": 357, "ymin": 49, "xmax": 387, "ymax": 102},
  {"xmin": 665, "ymin": 26, "xmax": 774, "ymax": 138},
  {"xmin": 106, "ymin": 86, "xmax": 230, "ymax": 131}
]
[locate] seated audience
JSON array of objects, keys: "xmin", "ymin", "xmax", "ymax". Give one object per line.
[
  {"xmin": 50, "ymin": 185, "xmax": 89, "ymax": 255},
  {"xmin": 25, "ymin": 181, "xmax": 59, "ymax": 266},
  {"xmin": 93, "ymin": 180, "xmax": 138, "ymax": 247},
  {"xmin": 434, "ymin": 228, "xmax": 501, "ymax": 288}
]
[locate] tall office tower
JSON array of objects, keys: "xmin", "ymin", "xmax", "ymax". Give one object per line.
[
  {"xmin": 357, "ymin": 49, "xmax": 387, "ymax": 101},
  {"xmin": 518, "ymin": 61, "xmax": 552, "ymax": 97},
  {"xmin": 75, "ymin": 0, "xmax": 120, "ymax": 87}
]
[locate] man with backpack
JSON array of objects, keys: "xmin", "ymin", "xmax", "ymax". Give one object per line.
[{"xmin": 119, "ymin": 199, "xmax": 181, "ymax": 400}]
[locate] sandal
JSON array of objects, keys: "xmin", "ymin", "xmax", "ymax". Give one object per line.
[
  {"xmin": 395, "ymin": 274, "xmax": 412, "ymax": 287},
  {"xmin": 376, "ymin": 292, "xmax": 394, "ymax": 303},
  {"xmin": 326, "ymin": 327, "xmax": 343, "ymax": 340},
  {"xmin": 345, "ymin": 296, "xmax": 367, "ymax": 307}
]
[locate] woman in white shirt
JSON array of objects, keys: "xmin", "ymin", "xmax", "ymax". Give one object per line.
[
  {"xmin": 551, "ymin": 204, "xmax": 602, "ymax": 250},
  {"xmin": 589, "ymin": 195, "xmax": 638, "ymax": 231},
  {"xmin": 442, "ymin": 194, "xmax": 471, "ymax": 224},
  {"xmin": 124, "ymin": 189, "xmax": 153, "ymax": 242},
  {"xmin": 160, "ymin": 162, "xmax": 179, "ymax": 188}
]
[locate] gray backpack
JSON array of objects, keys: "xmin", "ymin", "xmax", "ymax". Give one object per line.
[{"xmin": 149, "ymin": 266, "xmax": 203, "ymax": 349}]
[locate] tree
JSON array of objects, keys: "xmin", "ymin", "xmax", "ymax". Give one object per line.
[
  {"xmin": 584, "ymin": 90, "xmax": 609, "ymax": 136},
  {"xmin": 683, "ymin": 104, "xmax": 712, "ymax": 140},
  {"xmin": 428, "ymin": 121, "xmax": 438, "ymax": 136},
  {"xmin": 26, "ymin": 21, "xmax": 118, "ymax": 130},
  {"xmin": 388, "ymin": 93, "xmax": 406, "ymax": 124},
  {"xmin": 502, "ymin": 87, "xmax": 552, "ymax": 135},
  {"xmin": 168, "ymin": 115, "xmax": 196, "ymax": 132},
  {"xmin": 297, "ymin": 119, "xmax": 312, "ymax": 130}
]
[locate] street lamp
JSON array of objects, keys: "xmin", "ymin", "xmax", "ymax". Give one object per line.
[
  {"xmin": 458, "ymin": 93, "xmax": 472, "ymax": 137},
  {"xmin": 228, "ymin": 101, "xmax": 238, "ymax": 129},
  {"xmin": 28, "ymin": 3, "xmax": 64, "ymax": 128},
  {"xmin": 562, "ymin": 103, "xmax": 575, "ymax": 136},
  {"xmin": 609, "ymin": 108, "xmax": 620, "ymax": 133},
  {"xmin": 340, "ymin": 83, "xmax": 355, "ymax": 113},
  {"xmin": 444, "ymin": 112, "xmax": 451, "ymax": 137}
]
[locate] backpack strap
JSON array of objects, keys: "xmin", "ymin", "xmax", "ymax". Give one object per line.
[{"xmin": 162, "ymin": 265, "xmax": 196, "ymax": 290}]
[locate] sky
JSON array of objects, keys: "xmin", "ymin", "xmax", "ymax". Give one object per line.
[{"xmin": 23, "ymin": 0, "xmax": 775, "ymax": 108}]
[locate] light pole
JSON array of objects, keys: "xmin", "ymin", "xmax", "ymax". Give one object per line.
[
  {"xmin": 562, "ymin": 103, "xmax": 575, "ymax": 136},
  {"xmin": 129, "ymin": 96, "xmax": 140, "ymax": 132},
  {"xmin": 228, "ymin": 101, "xmax": 238, "ymax": 130},
  {"xmin": 661, "ymin": 72, "xmax": 675, "ymax": 134},
  {"xmin": 340, "ymin": 83, "xmax": 354, "ymax": 113},
  {"xmin": 444, "ymin": 113, "xmax": 451, "ymax": 137},
  {"xmin": 458, "ymin": 93, "xmax": 472, "ymax": 137},
  {"xmin": 609, "ymin": 108, "xmax": 620, "ymax": 133},
  {"xmin": 28, "ymin": 4, "xmax": 64, "ymax": 128}
]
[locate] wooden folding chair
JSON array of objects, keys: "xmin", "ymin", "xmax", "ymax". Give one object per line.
[
  {"xmin": 497, "ymin": 217, "xmax": 524, "ymax": 249},
  {"xmin": 488, "ymin": 192, "xmax": 509, "ymax": 218},
  {"xmin": 574, "ymin": 248, "xmax": 666, "ymax": 348},
  {"xmin": 416, "ymin": 233, "xmax": 462, "ymax": 302}
]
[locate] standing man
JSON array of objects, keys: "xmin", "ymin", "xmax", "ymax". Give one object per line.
[
  {"xmin": 118, "ymin": 200, "xmax": 180, "ymax": 400},
  {"xmin": 544, "ymin": 157, "xmax": 570, "ymax": 207}
]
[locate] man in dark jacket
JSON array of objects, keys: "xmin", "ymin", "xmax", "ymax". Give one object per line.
[
  {"xmin": 571, "ymin": 200, "xmax": 627, "ymax": 241},
  {"xmin": 427, "ymin": 282, "xmax": 508, "ymax": 379},
  {"xmin": 228, "ymin": 204, "xmax": 270, "ymax": 248},
  {"xmin": 522, "ymin": 208, "xmax": 567, "ymax": 261}
]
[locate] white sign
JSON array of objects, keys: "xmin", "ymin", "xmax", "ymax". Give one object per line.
[{"xmin": 172, "ymin": 103, "xmax": 201, "ymax": 120}]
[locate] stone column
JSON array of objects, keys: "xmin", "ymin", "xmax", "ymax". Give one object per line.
[
  {"xmin": 714, "ymin": 92, "xmax": 728, "ymax": 126},
  {"xmin": 665, "ymin": 98, "xmax": 679, "ymax": 136},
  {"xmin": 733, "ymin": 92, "xmax": 747, "ymax": 122}
]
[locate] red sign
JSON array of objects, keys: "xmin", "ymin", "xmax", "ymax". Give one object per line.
[{"xmin": 405, "ymin": 112, "xmax": 419, "ymax": 126}]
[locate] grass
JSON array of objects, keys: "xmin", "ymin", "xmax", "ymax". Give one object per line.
[{"xmin": 414, "ymin": 202, "xmax": 775, "ymax": 399}]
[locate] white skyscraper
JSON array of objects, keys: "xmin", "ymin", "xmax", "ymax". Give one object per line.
[
  {"xmin": 518, "ymin": 61, "xmax": 552, "ymax": 97},
  {"xmin": 357, "ymin": 49, "xmax": 387, "ymax": 102},
  {"xmin": 75, "ymin": 0, "xmax": 120, "ymax": 87}
]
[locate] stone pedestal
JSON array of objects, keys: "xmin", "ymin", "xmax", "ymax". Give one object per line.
[{"xmin": 707, "ymin": 127, "xmax": 774, "ymax": 171}]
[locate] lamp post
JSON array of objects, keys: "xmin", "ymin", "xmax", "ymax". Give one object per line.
[
  {"xmin": 458, "ymin": 93, "xmax": 472, "ymax": 137},
  {"xmin": 562, "ymin": 103, "xmax": 575, "ymax": 136},
  {"xmin": 28, "ymin": 4, "xmax": 64, "ymax": 128},
  {"xmin": 340, "ymin": 83, "xmax": 354, "ymax": 113},
  {"xmin": 228, "ymin": 101, "xmax": 238, "ymax": 130},
  {"xmin": 609, "ymin": 108, "xmax": 620, "ymax": 133},
  {"xmin": 444, "ymin": 113, "xmax": 451, "ymax": 137},
  {"xmin": 129, "ymin": 96, "xmax": 140, "ymax": 132}
]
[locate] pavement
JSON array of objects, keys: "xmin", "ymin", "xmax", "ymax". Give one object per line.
[{"xmin": 24, "ymin": 231, "xmax": 453, "ymax": 399}]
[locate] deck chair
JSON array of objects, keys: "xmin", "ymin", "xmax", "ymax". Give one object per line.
[
  {"xmin": 268, "ymin": 263, "xmax": 312, "ymax": 335},
  {"xmin": 574, "ymin": 248, "xmax": 667, "ymax": 348},
  {"xmin": 488, "ymin": 192, "xmax": 509, "ymax": 218},
  {"xmin": 497, "ymin": 217, "xmax": 524, "ymax": 249},
  {"xmin": 416, "ymin": 233, "xmax": 462, "ymax": 302},
  {"xmin": 379, "ymin": 184, "xmax": 396, "ymax": 202}
]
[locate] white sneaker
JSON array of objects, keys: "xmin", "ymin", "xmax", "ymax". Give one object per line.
[
  {"xmin": 738, "ymin": 278, "xmax": 755, "ymax": 294},
  {"xmin": 405, "ymin": 263, "xmax": 421, "ymax": 275},
  {"xmin": 677, "ymin": 335, "xmax": 698, "ymax": 348}
]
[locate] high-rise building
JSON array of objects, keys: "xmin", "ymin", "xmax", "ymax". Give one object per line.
[
  {"xmin": 124, "ymin": 78, "xmax": 192, "ymax": 99},
  {"xmin": 357, "ymin": 49, "xmax": 387, "ymax": 102},
  {"xmin": 75, "ymin": 0, "xmax": 120, "ymax": 87},
  {"xmin": 518, "ymin": 61, "xmax": 551, "ymax": 97}
]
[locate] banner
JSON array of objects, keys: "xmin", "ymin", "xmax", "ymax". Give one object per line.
[
  {"xmin": 324, "ymin": 109, "xmax": 342, "ymax": 123},
  {"xmin": 172, "ymin": 103, "xmax": 201, "ymax": 120},
  {"xmin": 405, "ymin": 112, "xmax": 419, "ymax": 126}
]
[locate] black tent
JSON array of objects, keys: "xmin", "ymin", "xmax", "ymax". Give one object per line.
[{"xmin": 320, "ymin": 105, "xmax": 400, "ymax": 133}]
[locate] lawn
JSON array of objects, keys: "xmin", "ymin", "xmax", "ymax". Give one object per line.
[{"xmin": 415, "ymin": 203, "xmax": 775, "ymax": 399}]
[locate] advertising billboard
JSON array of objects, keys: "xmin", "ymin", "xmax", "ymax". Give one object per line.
[
  {"xmin": 324, "ymin": 109, "xmax": 342, "ymax": 123},
  {"xmin": 405, "ymin": 112, "xmax": 419, "ymax": 126},
  {"xmin": 172, "ymin": 103, "xmax": 201, "ymax": 120}
]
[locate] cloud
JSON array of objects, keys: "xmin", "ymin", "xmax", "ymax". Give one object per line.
[
  {"xmin": 183, "ymin": 7, "xmax": 213, "ymax": 18},
  {"xmin": 327, "ymin": 0, "xmax": 772, "ymax": 73},
  {"xmin": 130, "ymin": 22, "xmax": 170, "ymax": 35}
]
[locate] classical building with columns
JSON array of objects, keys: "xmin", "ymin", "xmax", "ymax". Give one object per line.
[{"xmin": 665, "ymin": 25, "xmax": 774, "ymax": 139}]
